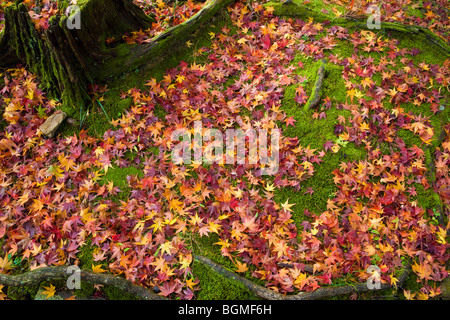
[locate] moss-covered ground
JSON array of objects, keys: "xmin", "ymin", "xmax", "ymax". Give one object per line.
[{"xmin": 1, "ymin": 0, "xmax": 449, "ymax": 300}]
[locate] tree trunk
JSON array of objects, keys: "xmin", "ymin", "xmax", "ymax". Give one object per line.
[{"xmin": 0, "ymin": 0, "xmax": 233, "ymax": 116}]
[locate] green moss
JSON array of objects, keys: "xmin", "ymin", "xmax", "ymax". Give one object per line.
[
  {"xmin": 191, "ymin": 234, "xmax": 258, "ymax": 299},
  {"xmin": 407, "ymin": 8, "xmax": 424, "ymax": 19},
  {"xmin": 265, "ymin": 0, "xmax": 335, "ymax": 23},
  {"xmin": 78, "ymin": 237, "xmax": 95, "ymax": 270},
  {"xmin": 102, "ymin": 166, "xmax": 143, "ymax": 187},
  {"xmin": 57, "ymin": 0, "xmax": 70, "ymax": 12},
  {"xmin": 274, "ymin": 151, "xmax": 342, "ymax": 220},
  {"xmin": 6, "ymin": 283, "xmax": 40, "ymax": 300},
  {"xmin": 154, "ymin": 105, "xmax": 168, "ymax": 120},
  {"xmin": 397, "ymin": 129, "xmax": 424, "ymax": 148},
  {"xmin": 192, "ymin": 233, "xmax": 239, "ymax": 271},
  {"xmin": 74, "ymin": 10, "xmax": 233, "ymax": 138},
  {"xmin": 378, "ymin": 25, "xmax": 450, "ymax": 64},
  {"xmin": 100, "ymin": 165, "xmax": 144, "ymax": 201},
  {"xmin": 322, "ymin": 63, "xmax": 347, "ymax": 102},
  {"xmin": 104, "ymin": 285, "xmax": 138, "ymax": 300},
  {"xmin": 189, "ymin": 232, "xmax": 265, "ymax": 299},
  {"xmin": 276, "ymin": 46, "xmax": 367, "ymax": 223},
  {"xmin": 413, "ymin": 183, "xmax": 441, "ymax": 211}
]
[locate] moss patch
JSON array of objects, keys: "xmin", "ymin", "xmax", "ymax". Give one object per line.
[
  {"xmin": 192, "ymin": 260, "xmax": 257, "ymax": 300},
  {"xmin": 101, "ymin": 165, "xmax": 144, "ymax": 200}
]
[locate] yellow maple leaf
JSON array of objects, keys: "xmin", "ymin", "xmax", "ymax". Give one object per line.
[
  {"xmin": 265, "ymin": 6, "xmax": 274, "ymax": 14},
  {"xmin": 237, "ymin": 37, "xmax": 248, "ymax": 44},
  {"xmin": 208, "ymin": 221, "xmax": 221, "ymax": 234},
  {"xmin": 94, "ymin": 147, "xmax": 105, "ymax": 157},
  {"xmin": 186, "ymin": 278, "xmax": 197, "ymax": 290},
  {"xmin": 436, "ymin": 227, "xmax": 447, "ymax": 244},
  {"xmin": 0, "ymin": 256, "xmax": 13, "ymax": 272},
  {"xmin": 412, "ymin": 262, "xmax": 433, "ymax": 280},
  {"xmin": 92, "ymin": 264, "xmax": 107, "ymax": 273},
  {"xmin": 359, "ymin": 121, "xmax": 370, "ymax": 132},
  {"xmin": 160, "ymin": 241, "xmax": 174, "ymax": 255},
  {"xmin": 390, "ymin": 275, "xmax": 399, "ymax": 289},
  {"xmin": 265, "ymin": 182, "xmax": 276, "ymax": 192},
  {"xmin": 234, "ymin": 260, "xmax": 248, "ymax": 273},
  {"xmin": 0, "ymin": 285, "xmax": 7, "ymax": 300},
  {"xmin": 331, "ymin": 144, "xmax": 340, "ymax": 153},
  {"xmin": 280, "ymin": 199, "xmax": 295, "ymax": 212},
  {"xmin": 214, "ymin": 239, "xmax": 230, "ymax": 250},
  {"xmin": 157, "ymin": 0, "xmax": 165, "ymax": 9},
  {"xmin": 42, "ymin": 284, "xmax": 56, "ymax": 299}
]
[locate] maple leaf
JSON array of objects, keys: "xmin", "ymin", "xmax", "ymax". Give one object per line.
[
  {"xmin": 280, "ymin": 199, "xmax": 295, "ymax": 212},
  {"xmin": 92, "ymin": 264, "xmax": 107, "ymax": 273},
  {"xmin": 412, "ymin": 262, "xmax": 433, "ymax": 280},
  {"xmin": 410, "ymin": 122, "xmax": 426, "ymax": 134},
  {"xmin": 94, "ymin": 147, "xmax": 105, "ymax": 157},
  {"xmin": 323, "ymin": 140, "xmax": 334, "ymax": 152},
  {"xmin": 185, "ymin": 278, "xmax": 198, "ymax": 290},
  {"xmin": 273, "ymin": 239, "xmax": 291, "ymax": 258},
  {"xmin": 0, "ymin": 285, "xmax": 7, "ymax": 300},
  {"xmin": 284, "ymin": 116, "xmax": 296, "ymax": 127},
  {"xmin": 0, "ymin": 256, "xmax": 13, "ymax": 272},
  {"xmin": 159, "ymin": 281, "xmax": 177, "ymax": 297},
  {"xmin": 160, "ymin": 241, "xmax": 175, "ymax": 255},
  {"xmin": 361, "ymin": 77, "xmax": 374, "ymax": 89},
  {"xmin": 265, "ymin": 182, "xmax": 276, "ymax": 192},
  {"xmin": 234, "ymin": 260, "xmax": 248, "ymax": 273},
  {"xmin": 42, "ymin": 284, "xmax": 56, "ymax": 300}
]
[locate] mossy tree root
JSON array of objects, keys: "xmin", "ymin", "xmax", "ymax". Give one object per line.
[
  {"xmin": 98, "ymin": 0, "xmax": 236, "ymax": 80},
  {"xmin": 0, "ymin": 0, "xmax": 153, "ymax": 115},
  {"xmin": 269, "ymin": 3, "xmax": 450, "ymax": 55},
  {"xmin": 0, "ymin": 0, "xmax": 234, "ymax": 116},
  {"xmin": 427, "ymin": 127, "xmax": 450, "ymax": 229},
  {"xmin": 358, "ymin": 22, "xmax": 450, "ymax": 54},
  {"xmin": 0, "ymin": 266, "xmax": 166, "ymax": 300},
  {"xmin": 194, "ymin": 255, "xmax": 411, "ymax": 300},
  {"xmin": 303, "ymin": 59, "xmax": 327, "ymax": 111}
]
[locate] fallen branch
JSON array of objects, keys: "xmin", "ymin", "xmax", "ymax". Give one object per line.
[
  {"xmin": 303, "ymin": 59, "xmax": 327, "ymax": 111},
  {"xmin": 194, "ymin": 254, "xmax": 411, "ymax": 300},
  {"xmin": 0, "ymin": 266, "xmax": 166, "ymax": 300}
]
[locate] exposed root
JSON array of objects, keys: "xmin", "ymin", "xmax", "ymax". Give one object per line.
[
  {"xmin": 0, "ymin": 266, "xmax": 166, "ymax": 300},
  {"xmin": 194, "ymin": 255, "xmax": 411, "ymax": 300},
  {"xmin": 0, "ymin": 0, "xmax": 235, "ymax": 115}
]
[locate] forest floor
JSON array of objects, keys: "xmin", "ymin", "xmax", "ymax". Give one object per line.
[{"xmin": 0, "ymin": 0, "xmax": 449, "ymax": 300}]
